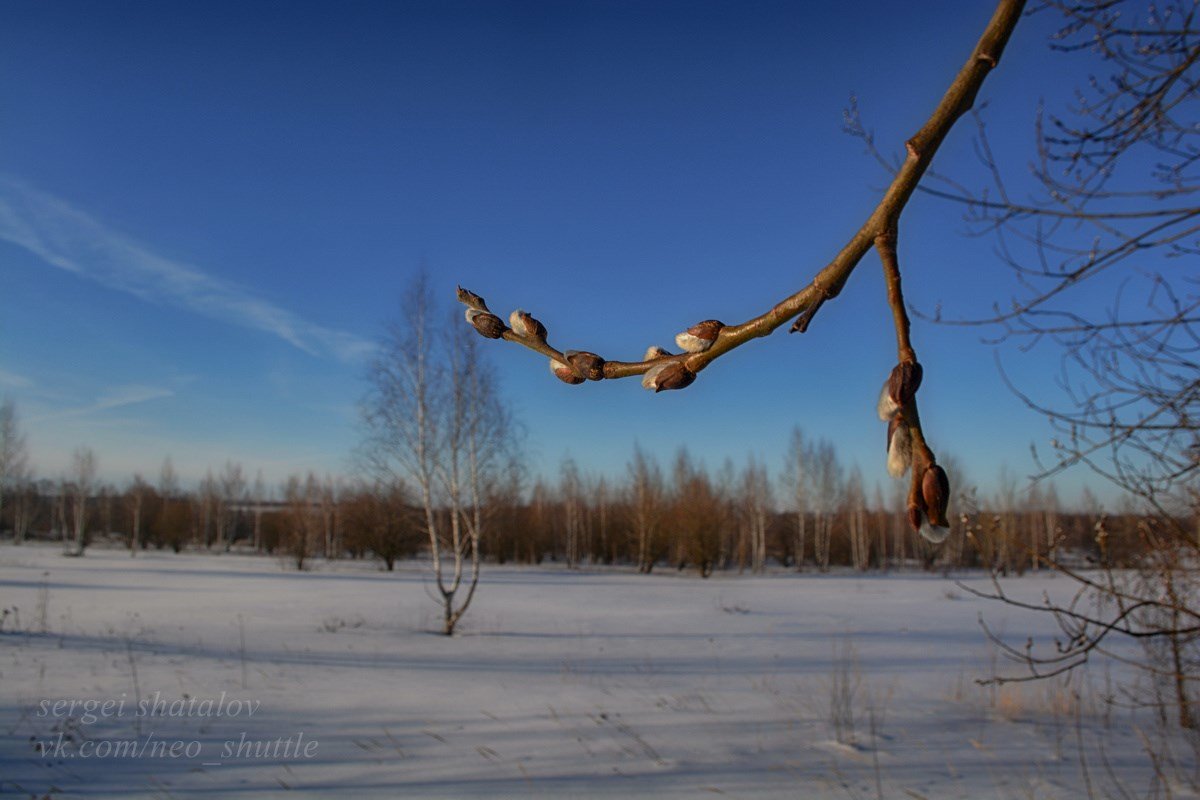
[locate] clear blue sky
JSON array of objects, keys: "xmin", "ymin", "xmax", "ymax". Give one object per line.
[{"xmin": 0, "ymin": 2, "xmax": 1113, "ymax": 505}]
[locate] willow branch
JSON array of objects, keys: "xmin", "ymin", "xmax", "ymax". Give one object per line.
[
  {"xmin": 878, "ymin": 226, "xmax": 916, "ymax": 365},
  {"xmin": 458, "ymin": 0, "xmax": 1027, "ymax": 389},
  {"xmin": 876, "ymin": 226, "xmax": 939, "ymax": 521}
]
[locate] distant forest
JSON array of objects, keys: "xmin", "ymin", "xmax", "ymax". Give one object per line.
[{"xmin": 1, "ymin": 438, "xmax": 1173, "ymax": 577}]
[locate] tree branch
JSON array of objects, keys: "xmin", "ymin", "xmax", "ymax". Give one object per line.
[
  {"xmin": 876, "ymin": 226, "xmax": 941, "ymax": 528},
  {"xmin": 457, "ymin": 0, "xmax": 1027, "ymax": 389}
]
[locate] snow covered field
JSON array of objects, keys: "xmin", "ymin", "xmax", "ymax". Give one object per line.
[{"xmin": 0, "ymin": 543, "xmax": 1186, "ymax": 799}]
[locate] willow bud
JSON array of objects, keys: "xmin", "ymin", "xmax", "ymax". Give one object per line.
[
  {"xmin": 886, "ymin": 417, "xmax": 912, "ymax": 478},
  {"xmin": 907, "ymin": 504, "xmax": 924, "ymax": 533},
  {"xmin": 887, "ymin": 361, "xmax": 923, "ymax": 409},
  {"xmin": 465, "ymin": 308, "xmax": 505, "ymax": 339},
  {"xmin": 877, "ymin": 379, "xmax": 900, "ymax": 421},
  {"xmin": 646, "ymin": 361, "xmax": 695, "ymax": 393},
  {"xmin": 565, "ymin": 350, "xmax": 605, "ymax": 381},
  {"xmin": 642, "ymin": 363, "xmax": 666, "ymax": 390},
  {"xmin": 549, "ymin": 358, "xmax": 584, "ymax": 385},
  {"xmin": 456, "ymin": 286, "xmax": 488, "ymax": 311},
  {"xmin": 674, "ymin": 320, "xmax": 723, "ymax": 354},
  {"xmin": 643, "ymin": 345, "xmax": 671, "ymax": 361},
  {"xmin": 919, "ymin": 519, "xmax": 950, "ymax": 544},
  {"xmin": 905, "ymin": 503, "xmax": 949, "ymax": 543},
  {"xmin": 508, "ymin": 309, "xmax": 547, "ymax": 340},
  {"xmin": 921, "ymin": 464, "xmax": 950, "ymax": 528}
]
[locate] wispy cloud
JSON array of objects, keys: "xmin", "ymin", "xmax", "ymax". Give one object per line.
[
  {"xmin": 0, "ymin": 368, "xmax": 34, "ymax": 390},
  {"xmin": 29, "ymin": 384, "xmax": 175, "ymax": 423},
  {"xmin": 0, "ymin": 176, "xmax": 373, "ymax": 363}
]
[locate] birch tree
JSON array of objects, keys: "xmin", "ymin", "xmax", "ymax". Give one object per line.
[
  {"xmin": 559, "ymin": 457, "xmax": 585, "ymax": 569},
  {"xmin": 320, "ymin": 475, "xmax": 341, "ymax": 559},
  {"xmin": 0, "ymin": 398, "xmax": 29, "ymax": 539},
  {"xmin": 126, "ymin": 473, "xmax": 149, "ymax": 556},
  {"xmin": 737, "ymin": 456, "xmax": 773, "ymax": 574},
  {"xmin": 592, "ymin": 476, "xmax": 613, "ymax": 565},
  {"xmin": 627, "ymin": 444, "xmax": 666, "ymax": 574},
  {"xmin": 844, "ymin": 466, "xmax": 869, "ymax": 572},
  {"xmin": 811, "ymin": 440, "xmax": 842, "ymax": 573},
  {"xmin": 11, "ymin": 471, "xmax": 36, "ymax": 544},
  {"xmin": 362, "ymin": 270, "xmax": 518, "ymax": 635},
  {"xmin": 56, "ymin": 475, "xmax": 68, "ymax": 550},
  {"xmin": 217, "ymin": 461, "xmax": 246, "ymax": 551},
  {"xmin": 68, "ymin": 447, "xmax": 96, "ymax": 556},
  {"xmin": 251, "ymin": 469, "xmax": 266, "ymax": 552},
  {"xmin": 1041, "ymin": 482, "xmax": 1060, "ymax": 566},
  {"xmin": 872, "ymin": 483, "xmax": 888, "ymax": 570},
  {"xmin": 781, "ymin": 427, "xmax": 811, "ymax": 570}
]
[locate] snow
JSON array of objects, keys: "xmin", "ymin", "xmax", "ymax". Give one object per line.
[{"xmin": 0, "ymin": 543, "xmax": 1187, "ymax": 798}]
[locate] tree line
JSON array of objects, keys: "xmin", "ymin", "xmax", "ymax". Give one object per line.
[{"xmin": 0, "ymin": 398, "xmax": 1170, "ymax": 576}]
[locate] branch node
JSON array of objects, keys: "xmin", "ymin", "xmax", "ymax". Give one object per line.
[{"xmin": 789, "ymin": 282, "xmax": 833, "ymax": 334}]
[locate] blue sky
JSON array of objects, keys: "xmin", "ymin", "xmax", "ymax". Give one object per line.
[{"xmin": 0, "ymin": 2, "xmax": 1118, "ymax": 504}]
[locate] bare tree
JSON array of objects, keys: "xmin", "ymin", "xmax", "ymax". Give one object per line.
[
  {"xmin": 736, "ymin": 456, "xmax": 773, "ymax": 574},
  {"xmin": 889, "ymin": 478, "xmax": 909, "ymax": 568},
  {"xmin": 159, "ymin": 457, "xmax": 178, "ymax": 499},
  {"xmin": 319, "ymin": 475, "xmax": 342, "ymax": 559},
  {"xmin": 99, "ymin": 482, "xmax": 114, "ymax": 540},
  {"xmin": 937, "ymin": 5, "xmax": 1200, "ymax": 731},
  {"xmin": 197, "ymin": 469, "xmax": 217, "ymax": 549},
  {"xmin": 671, "ymin": 449, "xmax": 727, "ymax": 578},
  {"xmin": 592, "ymin": 475, "xmax": 613, "ymax": 565},
  {"xmin": 125, "ymin": 473, "xmax": 149, "ymax": 556},
  {"xmin": 68, "ymin": 447, "xmax": 96, "ymax": 556},
  {"xmin": 344, "ymin": 478, "xmax": 421, "ymax": 570},
  {"xmin": 251, "ymin": 469, "xmax": 266, "ymax": 552},
  {"xmin": 436, "ymin": 311, "xmax": 515, "ymax": 628},
  {"xmin": 528, "ymin": 478, "xmax": 554, "ymax": 564},
  {"xmin": 1041, "ymin": 481, "xmax": 1062, "ymax": 565},
  {"xmin": 559, "ymin": 457, "xmax": 585, "ymax": 569},
  {"xmin": 967, "ymin": 516, "xmax": 1200, "ymax": 729},
  {"xmin": 789, "ymin": 441, "xmax": 915, "ymax": 573},
  {"xmin": 55, "ymin": 475, "xmax": 69, "ymax": 550},
  {"xmin": 216, "ymin": 461, "xmax": 246, "ymax": 551},
  {"xmin": 361, "ymin": 270, "xmax": 518, "ymax": 635},
  {"xmin": 158, "ymin": 457, "xmax": 188, "ymax": 553},
  {"xmin": 873, "ymin": 482, "xmax": 891, "ymax": 570},
  {"xmin": 844, "ymin": 466, "xmax": 869, "ymax": 572},
  {"xmin": 782, "ymin": 427, "xmax": 811, "ymax": 570},
  {"xmin": 811, "ymin": 440, "xmax": 843, "ymax": 573},
  {"xmin": 0, "ymin": 398, "xmax": 30, "ymax": 539},
  {"xmin": 283, "ymin": 472, "xmax": 320, "ymax": 571},
  {"xmin": 11, "ymin": 472, "xmax": 37, "ymax": 545},
  {"xmin": 483, "ymin": 456, "xmax": 526, "ymax": 563},
  {"xmin": 995, "ymin": 466, "xmax": 1020, "ymax": 574},
  {"xmin": 627, "ymin": 444, "xmax": 667, "ymax": 573}
]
